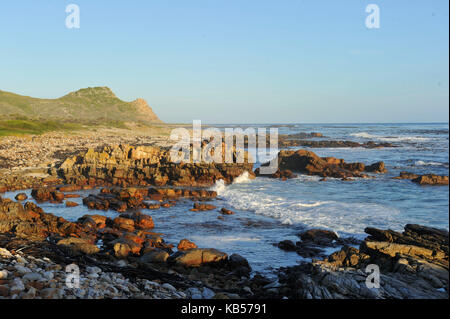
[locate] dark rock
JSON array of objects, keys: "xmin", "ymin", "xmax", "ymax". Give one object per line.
[
  {"xmin": 277, "ymin": 240, "xmax": 297, "ymax": 251},
  {"xmin": 220, "ymin": 208, "xmax": 235, "ymax": 215},
  {"xmin": 140, "ymin": 249, "xmax": 169, "ymax": 263},
  {"xmin": 299, "ymin": 229, "xmax": 339, "ymax": 245}
]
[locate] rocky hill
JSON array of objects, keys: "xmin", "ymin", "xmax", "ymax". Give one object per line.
[{"xmin": 0, "ymin": 87, "xmax": 162, "ymax": 124}]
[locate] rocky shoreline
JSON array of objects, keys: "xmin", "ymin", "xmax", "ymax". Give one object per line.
[{"xmin": 0, "ymin": 132, "xmax": 448, "ymax": 299}]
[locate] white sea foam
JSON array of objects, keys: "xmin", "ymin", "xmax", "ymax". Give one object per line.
[
  {"xmin": 350, "ymin": 132, "xmax": 378, "ymax": 139},
  {"xmin": 350, "ymin": 132, "xmax": 430, "ymax": 142},
  {"xmin": 232, "ymin": 171, "xmax": 252, "ymax": 184},
  {"xmin": 190, "ymin": 235, "xmax": 261, "ymax": 243},
  {"xmin": 415, "ymin": 160, "xmax": 447, "ymax": 167},
  {"xmin": 212, "ymin": 177, "xmax": 402, "ymax": 235},
  {"xmin": 212, "ymin": 171, "xmax": 252, "ymax": 195}
]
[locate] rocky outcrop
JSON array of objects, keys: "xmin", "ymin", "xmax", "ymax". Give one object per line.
[
  {"xmin": 31, "ymin": 188, "xmax": 65, "ymax": 203},
  {"xmin": 254, "ymin": 168, "xmax": 297, "ymax": 180},
  {"xmin": 394, "ymin": 172, "xmax": 449, "ymax": 186},
  {"xmin": 277, "ymin": 229, "xmax": 359, "ymax": 259},
  {"xmin": 0, "ymin": 198, "xmax": 89, "ymax": 242},
  {"xmin": 81, "ymin": 186, "xmax": 217, "ymax": 212},
  {"xmin": 278, "ymin": 224, "xmax": 449, "ymax": 299},
  {"xmin": 53, "ymin": 144, "xmax": 254, "ymax": 187},
  {"xmin": 393, "ymin": 171, "xmax": 420, "ymax": 180},
  {"xmin": 260, "ymin": 149, "xmax": 387, "ymax": 179},
  {"xmin": 191, "ymin": 203, "xmax": 217, "ymax": 211},
  {"xmin": 412, "ymin": 174, "xmax": 449, "ymax": 186}
]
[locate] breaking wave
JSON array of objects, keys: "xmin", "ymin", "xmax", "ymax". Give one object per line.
[
  {"xmin": 211, "ymin": 175, "xmax": 401, "ymax": 235},
  {"xmin": 350, "ymin": 132, "xmax": 431, "ymax": 142}
]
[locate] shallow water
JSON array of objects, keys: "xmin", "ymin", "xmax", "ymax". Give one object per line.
[{"xmin": 3, "ymin": 123, "xmax": 449, "ymax": 276}]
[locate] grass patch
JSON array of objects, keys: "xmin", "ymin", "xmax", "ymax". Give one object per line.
[
  {"xmin": 0, "ymin": 119, "xmax": 83, "ymax": 136},
  {"xmin": 0, "ymin": 118, "xmax": 131, "ymax": 137}
]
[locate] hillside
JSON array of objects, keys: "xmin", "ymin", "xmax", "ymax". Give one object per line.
[{"xmin": 0, "ymin": 87, "xmax": 162, "ymax": 125}]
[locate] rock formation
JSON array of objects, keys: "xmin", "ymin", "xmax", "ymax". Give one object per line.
[{"xmin": 53, "ymin": 144, "xmax": 254, "ymax": 188}]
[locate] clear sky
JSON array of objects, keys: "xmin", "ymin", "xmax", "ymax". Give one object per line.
[{"xmin": 0, "ymin": 0, "xmax": 448, "ymax": 124}]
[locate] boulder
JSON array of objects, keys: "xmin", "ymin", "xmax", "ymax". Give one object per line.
[
  {"xmin": 31, "ymin": 188, "xmax": 64, "ymax": 202},
  {"xmin": 168, "ymin": 248, "xmax": 228, "ymax": 267},
  {"xmin": 113, "ymin": 238, "xmax": 142, "ymax": 258},
  {"xmin": 412, "ymin": 174, "xmax": 449, "ymax": 186},
  {"xmin": 113, "ymin": 217, "xmax": 135, "ymax": 232},
  {"xmin": 220, "ymin": 208, "xmax": 235, "ymax": 215},
  {"xmin": 65, "ymin": 201, "xmax": 79, "ymax": 207},
  {"xmin": 299, "ymin": 229, "xmax": 339, "ymax": 245},
  {"xmin": 134, "ymin": 213, "xmax": 154, "ymax": 229},
  {"xmin": 365, "ymin": 161, "xmax": 387, "ymax": 173},
  {"xmin": 268, "ymin": 149, "xmax": 376, "ymax": 179},
  {"xmin": 140, "ymin": 249, "xmax": 169, "ymax": 263},
  {"xmin": 277, "ymin": 240, "xmax": 297, "ymax": 251},
  {"xmin": 393, "ymin": 171, "xmax": 420, "ymax": 180},
  {"xmin": 192, "ymin": 203, "xmax": 217, "ymax": 211},
  {"xmin": 57, "ymin": 237, "xmax": 99, "ymax": 255},
  {"xmin": 177, "ymin": 239, "xmax": 198, "ymax": 251},
  {"xmin": 15, "ymin": 193, "xmax": 28, "ymax": 201}
]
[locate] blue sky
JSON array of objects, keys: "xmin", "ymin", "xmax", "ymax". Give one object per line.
[{"xmin": 0, "ymin": 0, "xmax": 448, "ymax": 123}]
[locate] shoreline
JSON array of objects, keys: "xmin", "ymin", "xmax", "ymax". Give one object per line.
[{"xmin": 0, "ymin": 129, "xmax": 448, "ymax": 299}]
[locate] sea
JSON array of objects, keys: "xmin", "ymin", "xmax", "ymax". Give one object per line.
[{"xmin": 3, "ymin": 123, "xmax": 449, "ymax": 276}]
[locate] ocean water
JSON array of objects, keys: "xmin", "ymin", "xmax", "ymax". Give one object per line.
[{"xmin": 3, "ymin": 123, "xmax": 449, "ymax": 275}]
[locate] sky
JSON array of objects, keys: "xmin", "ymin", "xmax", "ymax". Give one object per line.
[{"xmin": 0, "ymin": 0, "xmax": 448, "ymax": 124}]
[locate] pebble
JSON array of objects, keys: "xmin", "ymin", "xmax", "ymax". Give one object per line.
[
  {"xmin": 0, "ymin": 270, "xmax": 8, "ymax": 279},
  {"xmin": 0, "ymin": 245, "xmax": 206, "ymax": 299},
  {"xmin": 202, "ymin": 287, "xmax": 215, "ymax": 299},
  {"xmin": 22, "ymin": 272, "xmax": 43, "ymax": 282}
]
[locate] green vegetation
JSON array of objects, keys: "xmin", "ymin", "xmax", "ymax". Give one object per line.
[
  {"xmin": 0, "ymin": 119, "xmax": 82, "ymax": 136},
  {"xmin": 0, "ymin": 86, "xmax": 162, "ymax": 136}
]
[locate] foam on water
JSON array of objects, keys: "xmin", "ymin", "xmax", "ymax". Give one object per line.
[
  {"xmin": 350, "ymin": 132, "xmax": 431, "ymax": 142},
  {"xmin": 415, "ymin": 160, "xmax": 448, "ymax": 167},
  {"xmin": 211, "ymin": 175, "xmax": 403, "ymax": 236}
]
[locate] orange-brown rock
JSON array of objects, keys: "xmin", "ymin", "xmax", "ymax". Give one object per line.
[
  {"xmin": 220, "ymin": 208, "xmax": 235, "ymax": 215},
  {"xmin": 177, "ymin": 239, "xmax": 198, "ymax": 251},
  {"xmin": 412, "ymin": 174, "xmax": 449, "ymax": 186},
  {"xmin": 112, "ymin": 238, "xmax": 142, "ymax": 258},
  {"xmin": 113, "ymin": 217, "xmax": 135, "ymax": 232},
  {"xmin": 134, "ymin": 213, "xmax": 154, "ymax": 229},
  {"xmin": 191, "ymin": 203, "xmax": 217, "ymax": 211},
  {"xmin": 264, "ymin": 149, "xmax": 386, "ymax": 179},
  {"xmin": 14, "ymin": 193, "xmax": 28, "ymax": 201},
  {"xmin": 65, "ymin": 201, "xmax": 79, "ymax": 207},
  {"xmin": 31, "ymin": 188, "xmax": 65, "ymax": 203},
  {"xmin": 54, "ymin": 144, "xmax": 254, "ymax": 188},
  {"xmin": 168, "ymin": 248, "xmax": 228, "ymax": 267}
]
